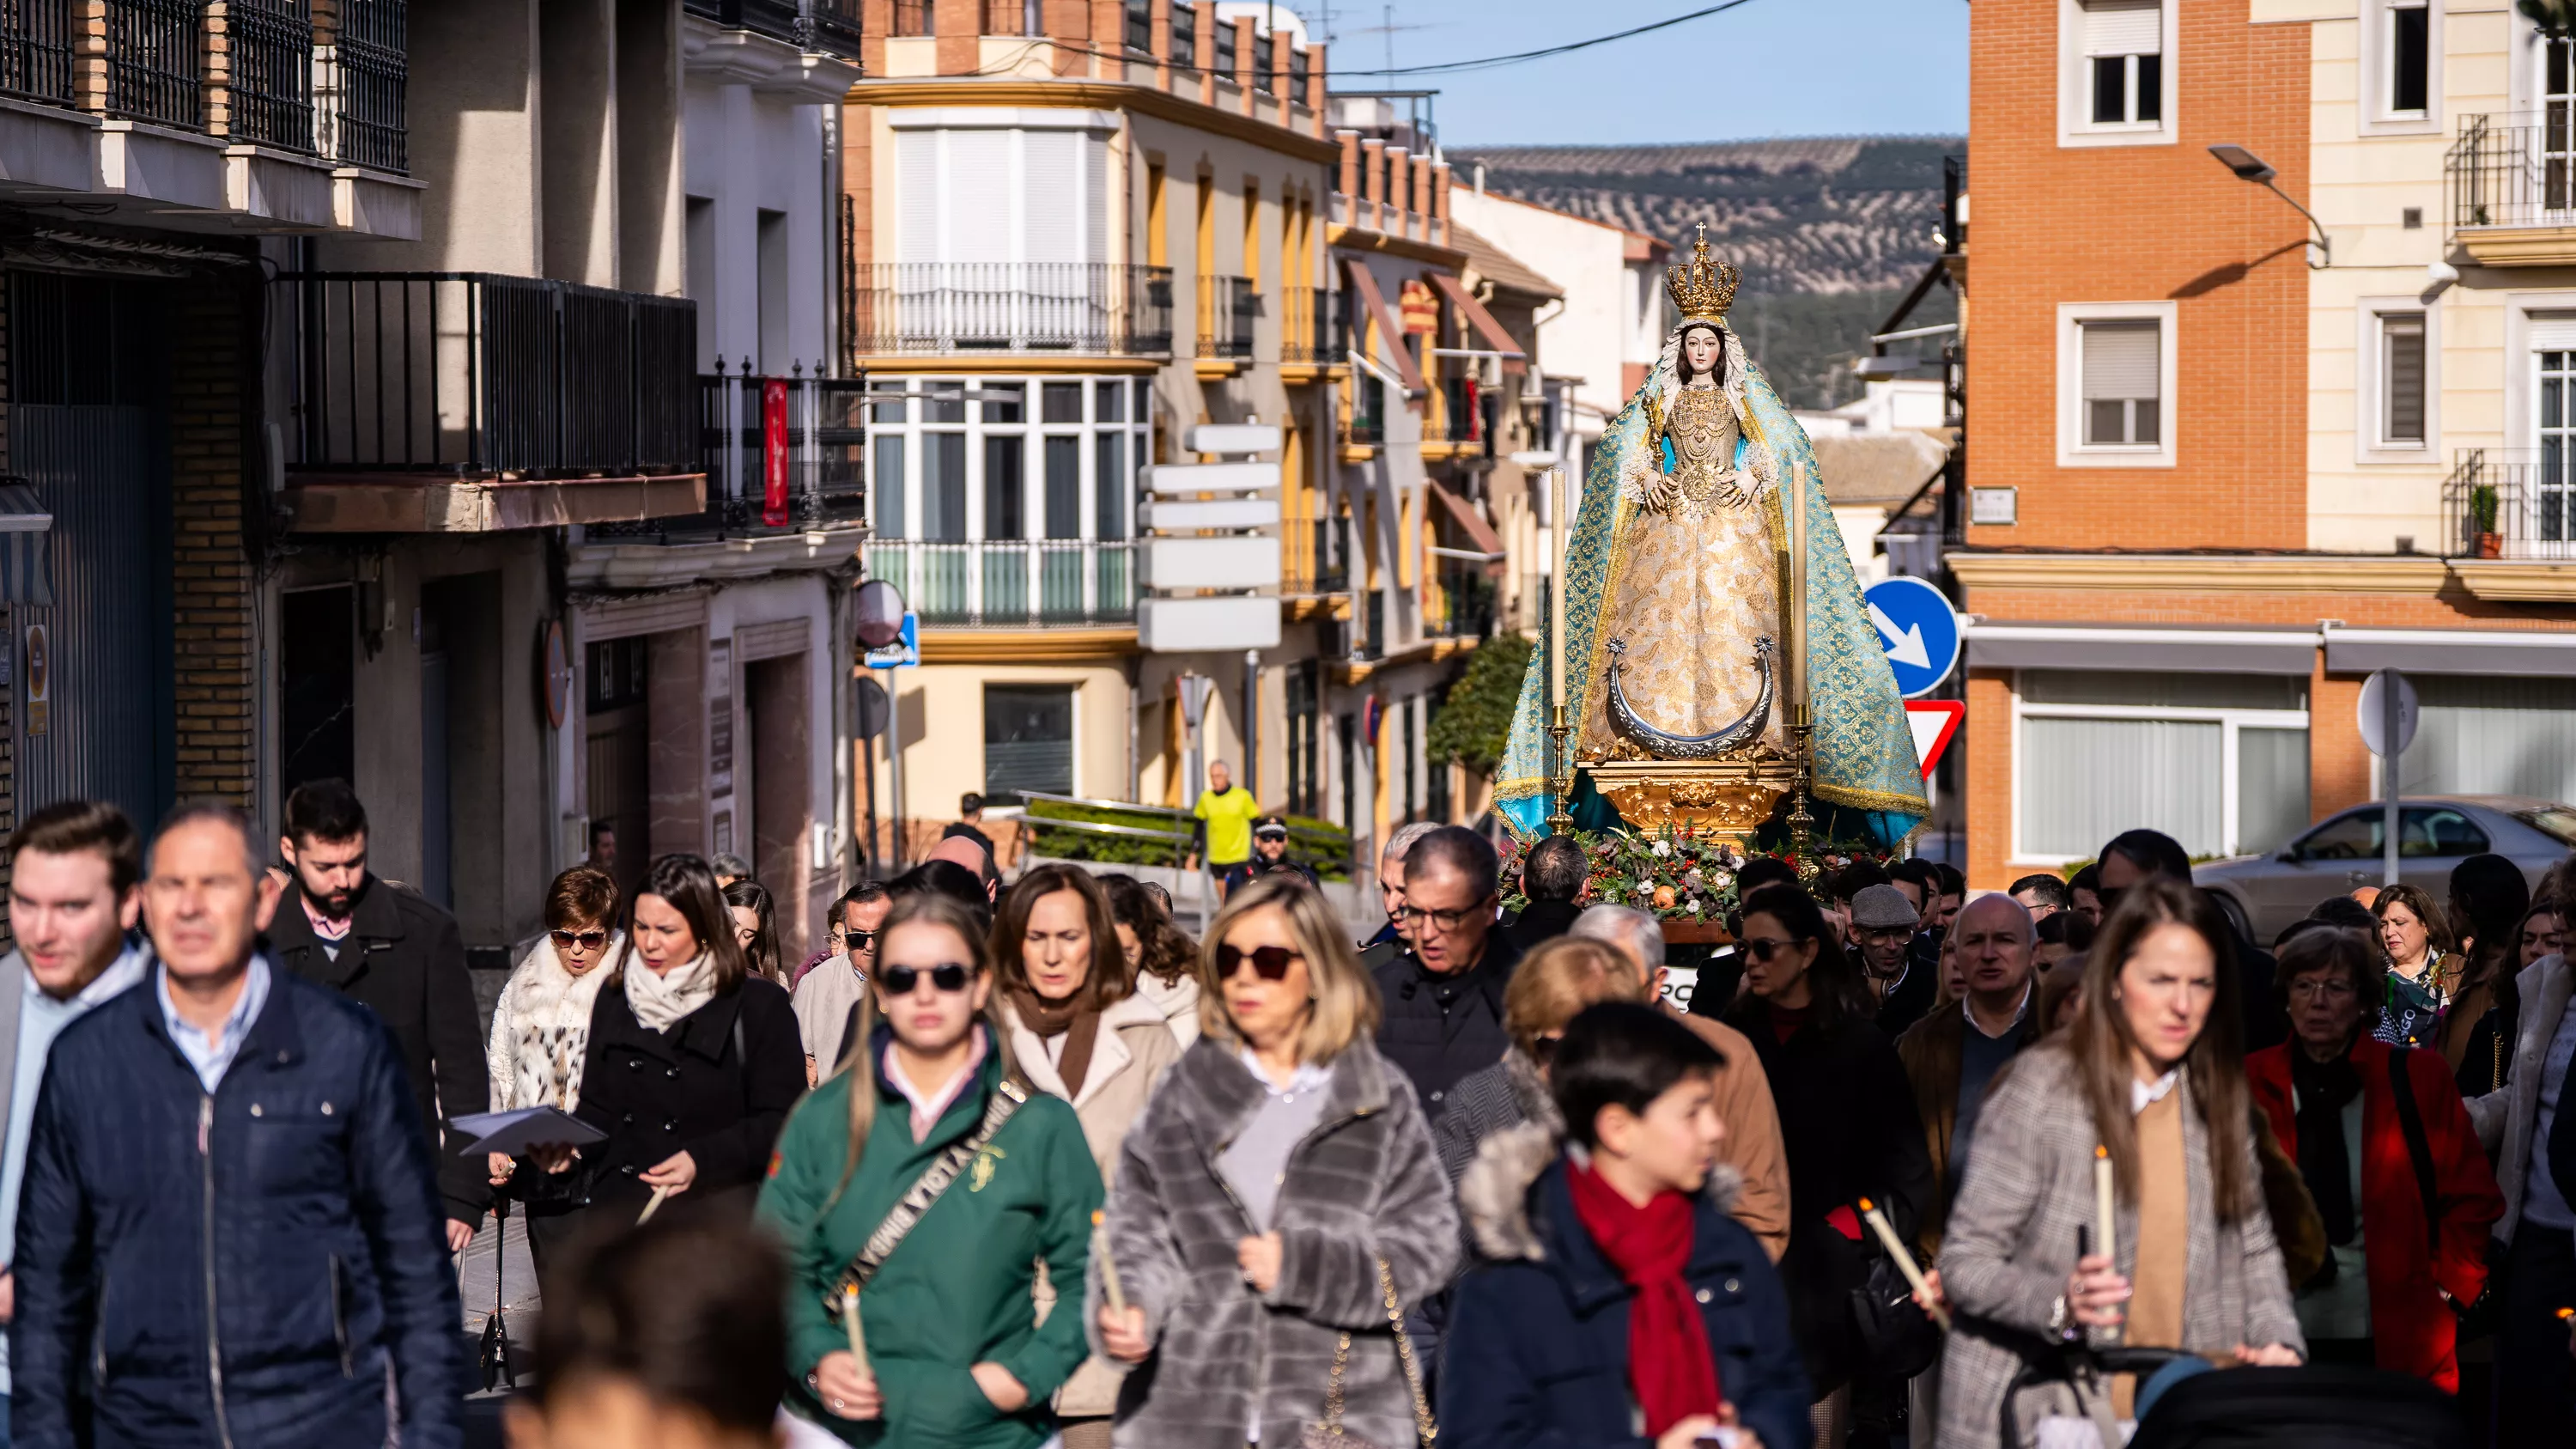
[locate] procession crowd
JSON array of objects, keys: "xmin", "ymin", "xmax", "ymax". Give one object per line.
[{"xmin": 0, "ymin": 775, "xmax": 2568, "ymax": 1449}]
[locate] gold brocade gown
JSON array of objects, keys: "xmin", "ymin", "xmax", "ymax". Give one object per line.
[{"xmin": 1578, "ymin": 381, "xmax": 1783, "ymax": 758}]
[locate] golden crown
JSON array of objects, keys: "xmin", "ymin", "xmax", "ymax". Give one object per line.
[{"xmin": 1666, "ymin": 226, "xmax": 1739, "ymax": 324}]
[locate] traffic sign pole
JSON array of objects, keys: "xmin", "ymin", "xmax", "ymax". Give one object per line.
[{"xmin": 2383, "ymin": 671, "xmax": 2401, "ymax": 890}]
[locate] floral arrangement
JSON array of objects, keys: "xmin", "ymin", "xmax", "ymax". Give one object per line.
[{"xmin": 1500, "ymin": 826, "xmax": 1897, "ymax": 923}]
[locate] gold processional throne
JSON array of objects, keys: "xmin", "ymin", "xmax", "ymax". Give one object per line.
[{"xmin": 1553, "ymin": 636, "xmax": 1811, "ymax": 853}]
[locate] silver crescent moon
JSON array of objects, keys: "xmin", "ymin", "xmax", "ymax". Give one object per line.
[{"xmin": 1603, "ymin": 636, "xmax": 1777, "ymax": 760}]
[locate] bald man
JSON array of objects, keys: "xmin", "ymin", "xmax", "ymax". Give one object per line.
[
  {"xmin": 1894, "ymin": 892, "xmax": 2043, "ymax": 1259},
  {"xmin": 927, "ymin": 833, "xmax": 998, "ymax": 902}
]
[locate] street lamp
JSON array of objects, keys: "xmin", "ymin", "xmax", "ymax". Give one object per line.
[{"xmin": 2208, "ymin": 143, "xmax": 2331, "ymax": 268}]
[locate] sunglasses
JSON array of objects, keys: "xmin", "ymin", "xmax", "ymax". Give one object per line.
[
  {"xmin": 1740, "ymin": 936, "xmax": 1802, "ymax": 963},
  {"xmin": 550, "ymin": 929, "xmax": 608, "ymax": 951},
  {"xmin": 1216, "ymin": 943, "xmax": 1302, "ymax": 981},
  {"xmin": 880, "ymin": 962, "xmax": 975, "ymax": 995}
]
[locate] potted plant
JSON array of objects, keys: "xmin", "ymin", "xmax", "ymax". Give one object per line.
[{"xmin": 2470, "ymin": 481, "xmax": 2503, "ymax": 558}]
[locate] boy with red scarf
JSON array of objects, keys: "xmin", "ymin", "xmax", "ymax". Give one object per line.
[{"xmin": 1443, "ymin": 1002, "xmax": 1810, "ymax": 1449}]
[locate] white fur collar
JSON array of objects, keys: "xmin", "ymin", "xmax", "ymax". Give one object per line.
[
  {"xmin": 500, "ymin": 934, "xmax": 620, "ymax": 1111},
  {"xmin": 1456, "ymin": 1122, "xmax": 1747, "ymax": 1264}
]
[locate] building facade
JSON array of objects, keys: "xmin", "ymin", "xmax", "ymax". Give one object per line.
[{"xmin": 1957, "ymin": 0, "xmax": 2576, "ymax": 893}]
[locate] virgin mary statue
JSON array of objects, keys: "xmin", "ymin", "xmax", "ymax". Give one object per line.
[{"xmin": 1492, "ymin": 233, "xmax": 1929, "ymax": 844}]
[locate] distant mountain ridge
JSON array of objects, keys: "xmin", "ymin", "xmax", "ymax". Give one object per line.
[{"xmin": 1451, "ymin": 137, "xmax": 1961, "ymax": 408}]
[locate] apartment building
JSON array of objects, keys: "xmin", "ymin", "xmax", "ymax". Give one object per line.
[
  {"xmin": 274, "ymin": 0, "xmax": 863, "ymax": 960},
  {"xmin": 1956, "ymin": 0, "xmax": 2576, "ymax": 894}
]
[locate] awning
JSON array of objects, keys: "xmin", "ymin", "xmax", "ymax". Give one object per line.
[
  {"xmin": 1430, "ymin": 271, "xmax": 1528, "ymax": 374},
  {"xmin": 0, "ymin": 484, "xmax": 55, "ymax": 606},
  {"xmin": 1965, "ymin": 622, "xmax": 2319, "ymax": 675},
  {"xmin": 1340, "ymin": 257, "xmax": 1426, "ymax": 394},
  {"xmin": 2324, "ymin": 625, "xmax": 2576, "ymax": 679},
  {"xmin": 1428, "ymin": 481, "xmax": 1505, "ymax": 575}
]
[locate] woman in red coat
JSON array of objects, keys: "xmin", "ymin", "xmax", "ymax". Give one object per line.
[{"xmin": 2246, "ymin": 925, "xmax": 2504, "ymax": 1391}]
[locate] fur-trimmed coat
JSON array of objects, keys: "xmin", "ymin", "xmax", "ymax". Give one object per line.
[
  {"xmin": 1442, "ymin": 1123, "xmax": 1809, "ymax": 1449},
  {"xmin": 1085, "ymin": 1036, "xmax": 1458, "ymax": 1449},
  {"xmin": 486, "ymin": 932, "xmax": 623, "ymax": 1113}
]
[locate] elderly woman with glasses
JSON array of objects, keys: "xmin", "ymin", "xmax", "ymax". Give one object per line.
[
  {"xmin": 485, "ymin": 865, "xmax": 628, "ymax": 1270},
  {"xmin": 1091, "ymin": 875, "xmax": 1459, "ymax": 1449},
  {"xmin": 757, "ymin": 891, "xmax": 1103, "ymax": 1448}
]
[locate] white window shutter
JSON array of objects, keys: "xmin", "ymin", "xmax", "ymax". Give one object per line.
[
  {"xmin": 897, "ymin": 130, "xmax": 939, "ymax": 265},
  {"xmin": 1022, "ymin": 130, "xmax": 1079, "ymax": 265},
  {"xmin": 1084, "ymin": 133, "xmax": 1109, "ymax": 267},
  {"xmin": 2081, "ymin": 320, "xmax": 2160, "ymax": 401},
  {"xmin": 945, "ymin": 129, "xmax": 1013, "ymax": 266},
  {"xmin": 2081, "ymin": 0, "xmax": 2162, "ymax": 58},
  {"xmin": 2530, "ymin": 313, "xmax": 2576, "ymax": 350}
]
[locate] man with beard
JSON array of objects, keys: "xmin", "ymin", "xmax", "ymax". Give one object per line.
[{"xmin": 268, "ymin": 778, "xmax": 489, "ymax": 1249}]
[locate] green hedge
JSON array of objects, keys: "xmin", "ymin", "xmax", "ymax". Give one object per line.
[{"xmin": 1021, "ymin": 800, "xmax": 1354, "ymax": 881}]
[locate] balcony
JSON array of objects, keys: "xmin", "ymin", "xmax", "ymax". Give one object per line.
[
  {"xmin": 0, "ymin": 0, "xmax": 416, "ymax": 234},
  {"xmin": 1195, "ymin": 274, "xmax": 1257, "ymax": 369},
  {"xmin": 1425, "ymin": 563, "xmax": 1497, "ymax": 642},
  {"xmin": 587, "ymin": 370, "xmax": 866, "ymax": 545},
  {"xmin": 846, "ymin": 264, "xmax": 1172, "ymax": 362},
  {"xmin": 273, "ymin": 271, "xmax": 706, "ymax": 532},
  {"xmin": 866, "ymin": 539, "xmax": 1138, "ymax": 629},
  {"xmin": 2445, "ymin": 114, "xmax": 2576, "ymax": 265},
  {"xmin": 1342, "ymin": 373, "xmax": 1386, "ymax": 450},
  {"xmin": 2443, "ymin": 449, "xmax": 2576, "ymax": 560},
  {"xmin": 683, "ymin": 0, "xmax": 862, "ymax": 58},
  {"xmin": 1279, "ymin": 286, "xmax": 1347, "ymax": 378},
  {"xmin": 1431, "ymin": 374, "xmax": 1493, "ymax": 455},
  {"xmin": 1282, "ymin": 516, "xmax": 1348, "ymax": 598}
]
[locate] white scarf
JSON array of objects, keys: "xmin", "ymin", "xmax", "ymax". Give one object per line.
[
  {"xmin": 624, "ymin": 953, "xmax": 719, "ymax": 1033},
  {"xmin": 495, "ymin": 934, "xmax": 621, "ymax": 1111}
]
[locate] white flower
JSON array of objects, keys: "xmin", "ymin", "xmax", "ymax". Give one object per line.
[
  {"xmin": 1690, "ymin": 898, "xmax": 1704, "ymax": 915},
  {"xmin": 1637, "ymin": 878, "xmax": 1656, "ymax": 894},
  {"xmin": 1712, "ymin": 869, "xmax": 1735, "ymax": 892},
  {"xmin": 1651, "ymin": 840, "xmax": 1672, "ymax": 857}
]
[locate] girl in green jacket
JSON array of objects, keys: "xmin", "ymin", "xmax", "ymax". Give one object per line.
[{"xmin": 757, "ymin": 892, "xmax": 1105, "ymax": 1449}]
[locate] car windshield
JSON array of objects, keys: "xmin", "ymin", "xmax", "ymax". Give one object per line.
[{"xmin": 2515, "ymin": 807, "xmax": 2576, "ymax": 848}]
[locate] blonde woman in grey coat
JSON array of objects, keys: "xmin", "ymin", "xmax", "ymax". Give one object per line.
[
  {"xmin": 1089, "ymin": 875, "xmax": 1457, "ymax": 1449},
  {"xmin": 1935, "ymin": 877, "xmax": 2301, "ymax": 1446}
]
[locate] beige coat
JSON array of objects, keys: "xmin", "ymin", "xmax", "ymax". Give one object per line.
[{"xmin": 1003, "ymin": 990, "xmax": 1183, "ymax": 1420}]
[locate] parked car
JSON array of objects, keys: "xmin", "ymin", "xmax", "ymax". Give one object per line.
[{"xmin": 2196, "ymin": 795, "xmax": 2576, "ymax": 943}]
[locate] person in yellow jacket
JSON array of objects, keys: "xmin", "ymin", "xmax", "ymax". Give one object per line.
[{"xmin": 1189, "ymin": 760, "xmax": 1261, "ymax": 893}]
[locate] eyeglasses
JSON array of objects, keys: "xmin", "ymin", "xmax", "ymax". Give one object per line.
[
  {"xmin": 847, "ymin": 928, "xmax": 878, "ymax": 952},
  {"xmin": 1216, "ymin": 943, "xmax": 1302, "ymax": 981},
  {"xmin": 880, "ymin": 962, "xmax": 975, "ymax": 995},
  {"xmin": 1393, "ymin": 895, "xmax": 1496, "ymax": 935},
  {"xmin": 1740, "ymin": 936, "xmax": 1803, "ymax": 963},
  {"xmin": 1255, "ymin": 829, "xmax": 1290, "ymax": 842},
  {"xmin": 550, "ymin": 929, "xmax": 608, "ymax": 952},
  {"xmin": 1856, "ymin": 925, "xmax": 1913, "ymax": 943},
  {"xmin": 2289, "ymin": 977, "xmax": 2359, "ymax": 1001}
]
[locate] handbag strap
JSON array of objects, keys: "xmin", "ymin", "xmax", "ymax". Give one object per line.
[
  {"xmin": 2385, "ymin": 1047, "xmax": 2443, "ymax": 1257},
  {"xmin": 820, "ymin": 1077, "xmax": 1027, "ymax": 1313},
  {"xmin": 1315, "ymin": 1257, "xmax": 1437, "ymax": 1446}
]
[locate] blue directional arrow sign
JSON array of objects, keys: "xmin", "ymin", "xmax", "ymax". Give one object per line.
[{"xmin": 1862, "ymin": 576, "xmax": 1961, "ymax": 699}]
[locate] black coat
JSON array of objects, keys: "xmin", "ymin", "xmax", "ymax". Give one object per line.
[
  {"xmin": 269, "ymin": 876, "xmax": 490, "ymax": 1222},
  {"xmin": 1722, "ymin": 995, "xmax": 1935, "ymax": 1393},
  {"xmin": 1502, "ymin": 898, "xmax": 1583, "ymax": 954},
  {"xmin": 570, "ymin": 972, "xmax": 805, "ymax": 1219},
  {"xmin": 1370, "ymin": 928, "xmax": 1522, "ymax": 1120}
]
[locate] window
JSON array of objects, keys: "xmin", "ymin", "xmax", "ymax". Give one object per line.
[
  {"xmin": 2081, "ymin": 319, "xmax": 2160, "ymax": 446},
  {"xmin": 893, "ymin": 126, "xmax": 1111, "ymax": 270},
  {"xmin": 986, "ymin": 685, "xmax": 1075, "ymax": 801},
  {"xmin": 1044, "ymin": 436, "xmax": 1080, "ymax": 539},
  {"xmin": 2380, "ymin": 313, "xmax": 2427, "ymax": 446},
  {"xmin": 2397, "ymin": 675, "xmax": 2576, "ymax": 801},
  {"xmin": 2082, "ymin": 1, "xmax": 2162, "ymax": 126},
  {"xmin": 2289, "ymin": 807, "xmax": 2491, "ymax": 862},
  {"xmin": 1290, "ymin": 44, "xmax": 1308, "ymax": 97},
  {"xmin": 2540, "ymin": 338, "xmax": 2576, "ymax": 545},
  {"xmin": 1125, "ymin": 0, "xmax": 1152, "ymax": 52},
  {"xmin": 1171, "ymin": 6, "xmax": 1195, "ymax": 69},
  {"xmin": 983, "ymin": 435, "xmax": 1024, "ymax": 540},
  {"xmin": 2014, "ymin": 670, "xmax": 2311, "ymax": 863},
  {"xmin": 864, "ymin": 375, "xmax": 1147, "ymax": 545},
  {"xmin": 2389, "ymin": 0, "xmax": 2429, "ymax": 115},
  {"xmin": 1214, "ymin": 18, "xmax": 1236, "ymax": 78},
  {"xmin": 2060, "ymin": 303, "xmax": 2174, "ymax": 466},
  {"xmin": 891, "ymin": 0, "xmax": 931, "ymax": 37}
]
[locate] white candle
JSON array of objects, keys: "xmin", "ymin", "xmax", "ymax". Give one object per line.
[
  {"xmin": 1858, "ymin": 1196, "xmax": 1947, "ymax": 1330},
  {"xmin": 841, "ymin": 1284, "xmax": 872, "ymax": 1374},
  {"xmin": 637, "ymin": 1184, "xmax": 671, "ymax": 1224},
  {"xmin": 1093, "ymin": 1209, "xmax": 1129, "ymax": 1316},
  {"xmin": 2093, "ymin": 1143, "xmax": 2122, "ymax": 1342},
  {"xmin": 1550, "ymin": 468, "xmax": 1570, "ymax": 711},
  {"xmin": 1787, "ymin": 463, "xmax": 1807, "ymax": 716}
]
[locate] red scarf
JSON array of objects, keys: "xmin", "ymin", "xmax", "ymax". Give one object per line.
[{"xmin": 1565, "ymin": 1157, "xmax": 1722, "ymax": 1436}]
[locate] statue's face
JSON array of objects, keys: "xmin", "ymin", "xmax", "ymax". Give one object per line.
[{"xmin": 1682, "ymin": 326, "xmax": 1722, "ymax": 377}]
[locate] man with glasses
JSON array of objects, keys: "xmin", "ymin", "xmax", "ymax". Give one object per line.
[
  {"xmin": 1370, "ymin": 825, "xmax": 1521, "ymax": 1117},
  {"xmin": 1851, "ymin": 883, "xmax": 1935, "ymax": 1038},
  {"xmin": 793, "ymin": 881, "xmax": 890, "ymax": 1081},
  {"xmin": 1222, "ymin": 815, "xmax": 1318, "ymax": 897}
]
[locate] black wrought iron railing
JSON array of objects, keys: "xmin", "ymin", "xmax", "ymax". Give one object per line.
[
  {"xmin": 276, "ymin": 271, "xmax": 699, "ymax": 478},
  {"xmin": 103, "ymin": 0, "xmax": 203, "ymax": 129},
  {"xmin": 865, "ymin": 539, "xmax": 1137, "ymax": 627},
  {"xmin": 1196, "ymin": 274, "xmax": 1255, "ymax": 360},
  {"xmin": 683, "ymin": 0, "xmax": 800, "ymax": 40},
  {"xmin": 1282, "ymin": 516, "xmax": 1346, "ymax": 596},
  {"xmin": 1279, "ymin": 287, "xmax": 1345, "ymax": 362},
  {"xmin": 1345, "ymin": 374, "xmax": 1385, "ymax": 445},
  {"xmin": 319, "ymin": 0, "xmax": 406, "ymax": 173},
  {"xmin": 226, "ymin": 0, "xmax": 314, "ymax": 151},
  {"xmin": 2443, "ymin": 448, "xmax": 2576, "ymax": 560},
  {"xmin": 1425, "ymin": 563, "xmax": 1496, "ymax": 641},
  {"xmin": 0, "ymin": 0, "xmax": 76, "ymax": 107},
  {"xmin": 847, "ymin": 263, "xmax": 1172, "ymax": 359},
  {"xmin": 799, "ymin": 0, "xmax": 861, "ymax": 56},
  {"xmin": 1437, "ymin": 375, "xmax": 1485, "ymax": 446},
  {"xmin": 592, "ymin": 369, "xmax": 866, "ymax": 540},
  {"xmin": 2447, "ymin": 113, "xmax": 2576, "ymax": 231}
]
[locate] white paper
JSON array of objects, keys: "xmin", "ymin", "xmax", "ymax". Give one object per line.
[{"xmin": 451, "ymin": 1106, "xmax": 605, "ymax": 1158}]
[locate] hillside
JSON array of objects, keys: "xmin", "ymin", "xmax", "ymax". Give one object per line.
[{"xmin": 1450, "ymin": 137, "xmax": 1961, "ymax": 410}]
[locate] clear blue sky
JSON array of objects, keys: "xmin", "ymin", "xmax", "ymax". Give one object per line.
[{"xmin": 1303, "ymin": 0, "xmax": 1966, "ymax": 148}]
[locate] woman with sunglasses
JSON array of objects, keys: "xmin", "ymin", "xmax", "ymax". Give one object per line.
[
  {"xmin": 724, "ymin": 877, "xmax": 787, "ymax": 986},
  {"xmin": 757, "ymin": 891, "xmax": 1103, "ymax": 1448},
  {"xmin": 1090, "ymin": 875, "xmax": 1458, "ymax": 1449},
  {"xmin": 485, "ymin": 866, "xmax": 627, "ymax": 1269},
  {"xmin": 992, "ymin": 865, "xmax": 1183, "ymax": 1449},
  {"xmin": 1722, "ymin": 883, "xmax": 1929, "ymax": 1447},
  {"xmin": 536, "ymin": 854, "xmax": 805, "ymax": 1231}
]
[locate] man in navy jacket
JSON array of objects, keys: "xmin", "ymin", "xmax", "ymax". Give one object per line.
[{"xmin": 10, "ymin": 801, "xmax": 465, "ymax": 1449}]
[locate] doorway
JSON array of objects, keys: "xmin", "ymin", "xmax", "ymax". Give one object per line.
[
  {"xmin": 747, "ymin": 653, "xmax": 812, "ymax": 959},
  {"xmin": 586, "ymin": 636, "xmax": 651, "ymax": 902}
]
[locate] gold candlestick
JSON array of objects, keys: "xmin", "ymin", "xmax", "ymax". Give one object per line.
[
  {"xmin": 1788, "ymin": 704, "xmax": 1816, "ymax": 883},
  {"xmin": 1547, "ymin": 703, "xmax": 1576, "ymax": 836}
]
